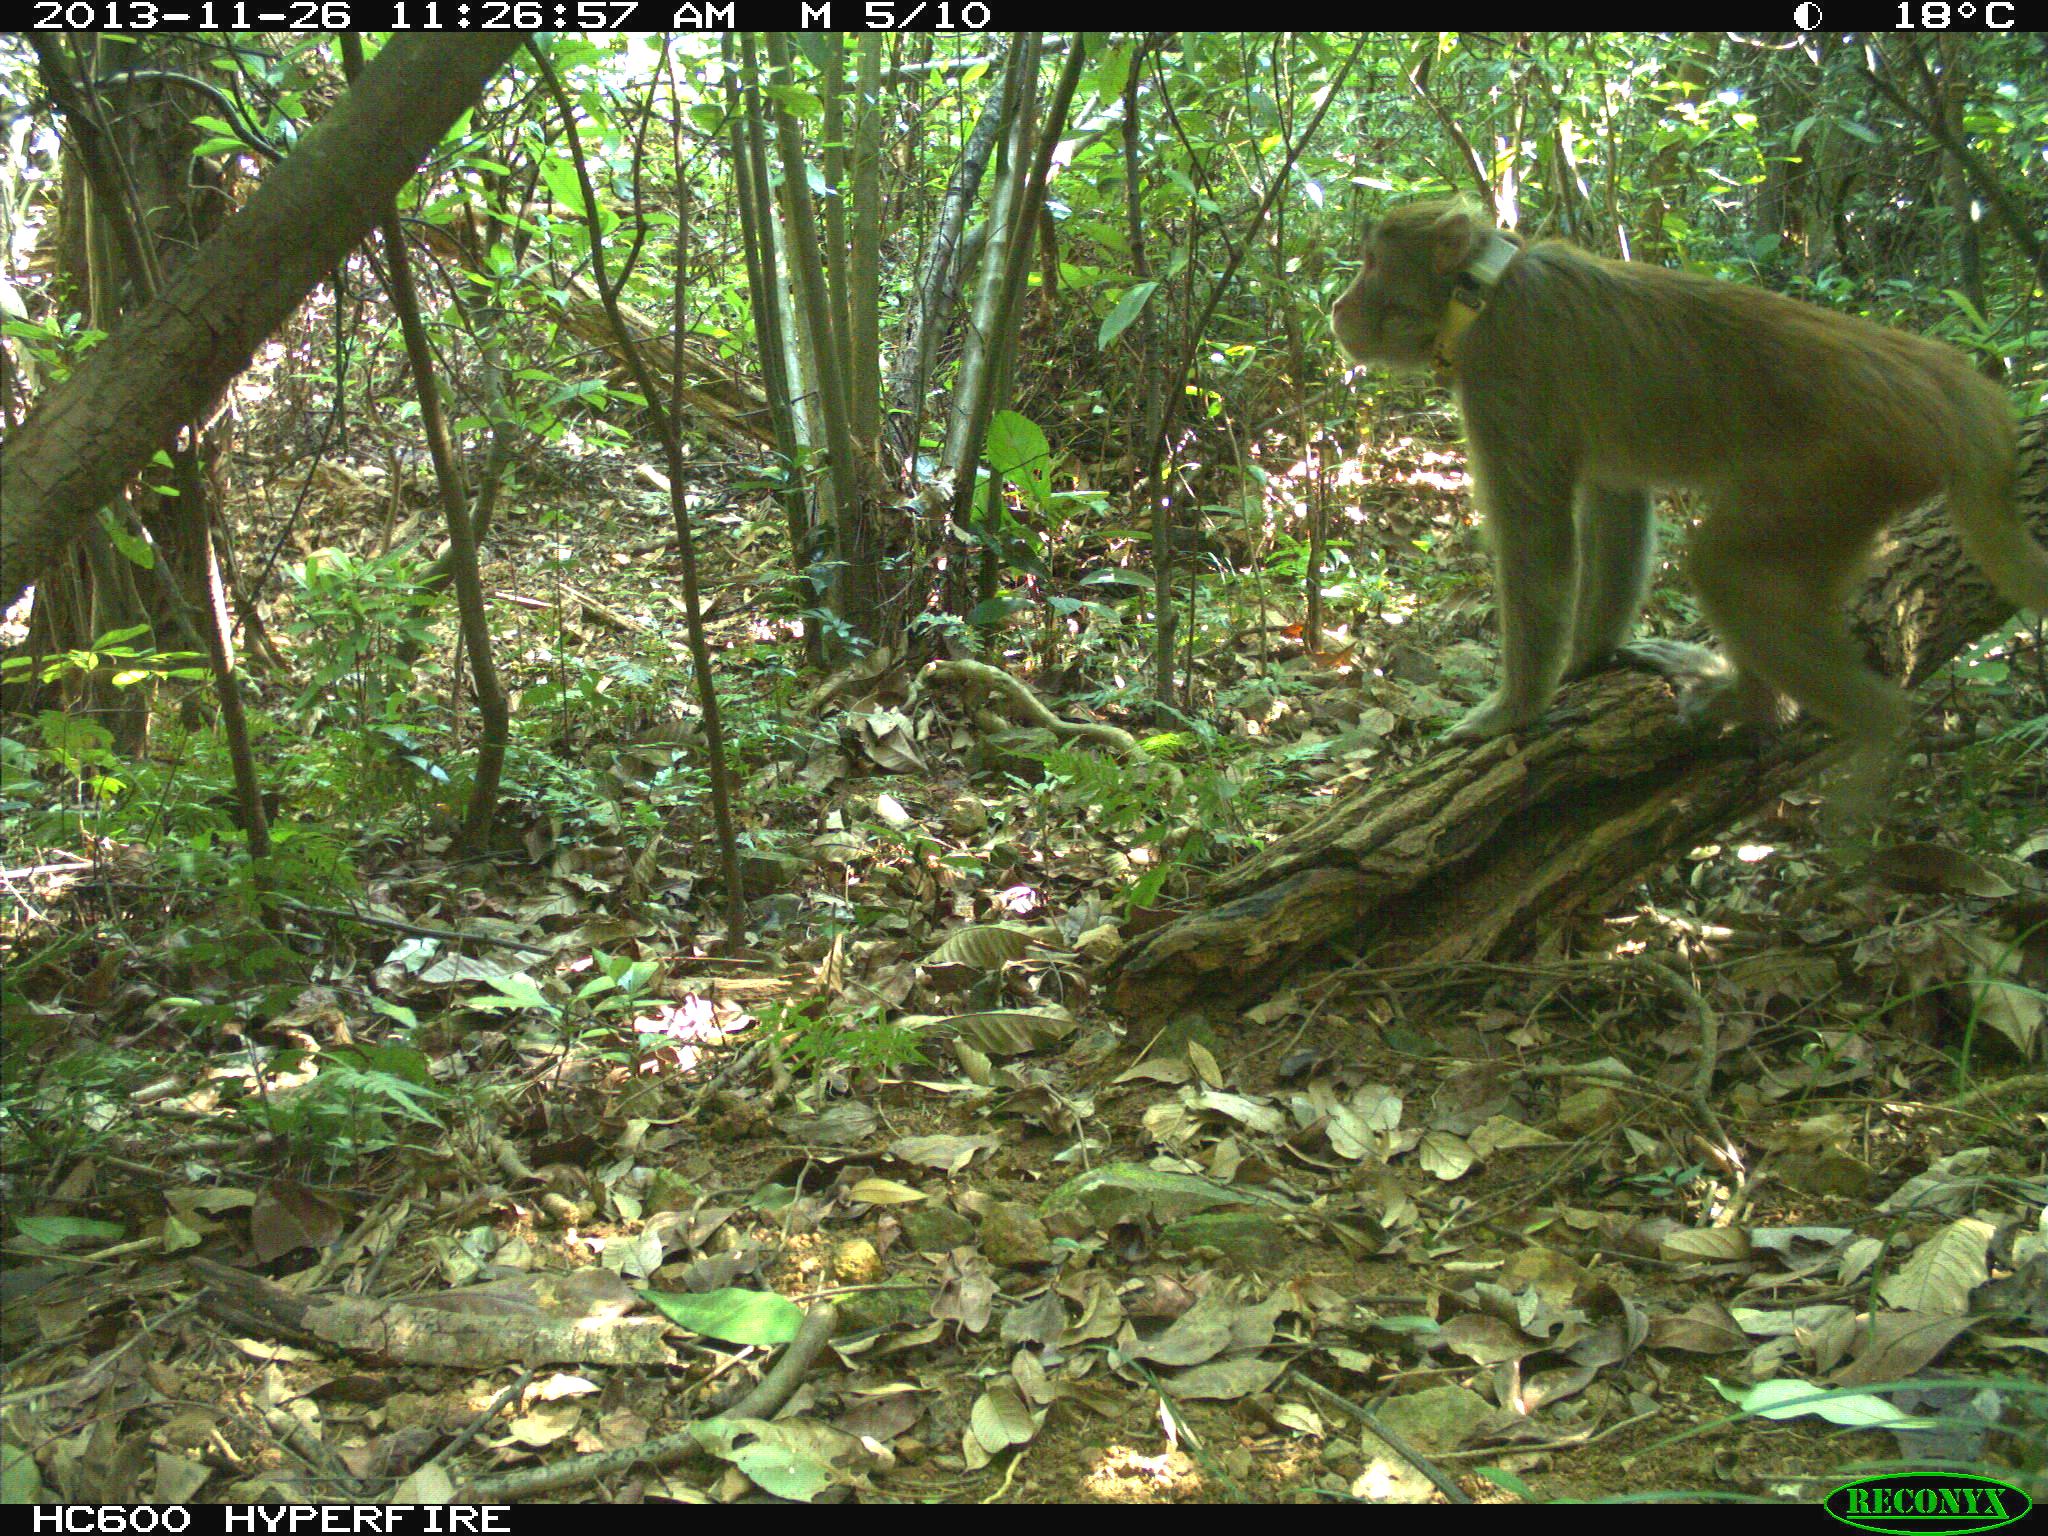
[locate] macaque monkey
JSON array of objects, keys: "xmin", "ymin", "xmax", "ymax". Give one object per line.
[{"xmin": 1328, "ymin": 199, "xmax": 2045, "ymax": 779}]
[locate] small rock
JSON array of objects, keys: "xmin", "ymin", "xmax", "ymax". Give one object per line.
[
  {"xmin": 835, "ymin": 1286, "xmax": 933, "ymax": 1334},
  {"xmin": 1074, "ymin": 923, "xmax": 1123, "ymax": 963},
  {"xmin": 1555, "ymin": 1085, "xmax": 1621, "ymax": 1135},
  {"xmin": 1160, "ymin": 1212, "xmax": 1290, "ymax": 1271},
  {"xmin": 944, "ymin": 794, "xmax": 990, "ymax": 836},
  {"xmin": 901, "ymin": 1206, "xmax": 976, "ymax": 1252},
  {"xmin": 831, "ymin": 1238, "xmax": 883, "ymax": 1284},
  {"xmin": 979, "ymin": 1202, "xmax": 1051, "ymax": 1267}
]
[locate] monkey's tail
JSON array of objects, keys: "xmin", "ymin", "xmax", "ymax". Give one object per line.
[{"xmin": 1948, "ymin": 416, "xmax": 2048, "ymax": 613}]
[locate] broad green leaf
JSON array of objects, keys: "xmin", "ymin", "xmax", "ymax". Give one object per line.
[
  {"xmin": 14, "ymin": 1214, "xmax": 125, "ymax": 1247},
  {"xmin": 331, "ymin": 1043, "xmax": 434, "ymax": 1088},
  {"xmin": 1098, "ymin": 280, "xmax": 1160, "ymax": 350},
  {"xmin": 763, "ymin": 83, "xmax": 822, "ymax": 122},
  {"xmin": 691, "ymin": 1418, "xmax": 845, "ymax": 1502},
  {"xmin": 470, "ymin": 974, "xmax": 553, "ymax": 1013},
  {"xmin": 1717, "ymin": 1377, "xmax": 1936, "ymax": 1428},
  {"xmin": 98, "ymin": 509, "xmax": 156, "ymax": 571},
  {"xmin": 986, "ymin": 410, "xmax": 1052, "ymax": 509},
  {"xmin": 1091, "ymin": 40, "xmax": 1133, "ymax": 106},
  {"xmin": 642, "ymin": 1287, "xmax": 804, "ymax": 1346},
  {"xmin": 539, "ymin": 155, "xmax": 592, "ymax": 218}
]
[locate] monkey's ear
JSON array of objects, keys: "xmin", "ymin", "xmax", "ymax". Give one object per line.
[{"xmin": 1428, "ymin": 208, "xmax": 1476, "ymax": 275}]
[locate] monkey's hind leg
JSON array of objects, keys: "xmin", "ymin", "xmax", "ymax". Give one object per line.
[{"xmin": 1688, "ymin": 517, "xmax": 1912, "ymax": 811}]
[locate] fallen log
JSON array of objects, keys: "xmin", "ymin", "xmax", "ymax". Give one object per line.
[
  {"xmin": 551, "ymin": 276, "xmax": 778, "ymax": 453},
  {"xmin": 1110, "ymin": 414, "xmax": 2047, "ymax": 1020}
]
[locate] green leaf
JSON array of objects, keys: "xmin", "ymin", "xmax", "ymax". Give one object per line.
[
  {"xmin": 1472, "ymin": 1465, "xmax": 1537, "ymax": 1499},
  {"xmin": 1716, "ymin": 1377, "xmax": 1936, "ymax": 1429},
  {"xmin": 331, "ymin": 1043, "xmax": 434, "ymax": 1088},
  {"xmin": 97, "ymin": 509, "xmax": 156, "ymax": 571},
  {"xmin": 14, "ymin": 1214, "xmax": 125, "ymax": 1247},
  {"xmin": 469, "ymin": 974, "xmax": 553, "ymax": 1014},
  {"xmin": 1098, "ymin": 280, "xmax": 1160, "ymax": 350},
  {"xmin": 1, "ymin": 1441, "xmax": 45, "ymax": 1503},
  {"xmin": 1091, "ymin": 40, "xmax": 1133, "ymax": 105},
  {"xmin": 642, "ymin": 1286, "xmax": 805, "ymax": 1346},
  {"xmin": 1079, "ymin": 566, "xmax": 1149, "ymax": 588},
  {"xmin": 763, "ymin": 83, "xmax": 823, "ymax": 122},
  {"xmin": 1943, "ymin": 288, "xmax": 1990, "ymax": 331},
  {"xmin": 986, "ymin": 410, "xmax": 1052, "ymax": 510},
  {"xmin": 691, "ymin": 1419, "xmax": 843, "ymax": 1503},
  {"xmin": 966, "ymin": 593, "xmax": 1033, "ymax": 627},
  {"xmin": 539, "ymin": 155, "xmax": 593, "ymax": 218}
]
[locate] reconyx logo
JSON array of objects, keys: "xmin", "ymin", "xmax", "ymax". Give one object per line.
[{"xmin": 1825, "ymin": 1474, "xmax": 2032, "ymax": 1534}]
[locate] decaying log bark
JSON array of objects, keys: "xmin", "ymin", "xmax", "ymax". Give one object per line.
[{"xmin": 1111, "ymin": 415, "xmax": 2047, "ymax": 1020}]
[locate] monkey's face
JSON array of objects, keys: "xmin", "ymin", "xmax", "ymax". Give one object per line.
[{"xmin": 1329, "ymin": 204, "xmax": 1478, "ymax": 371}]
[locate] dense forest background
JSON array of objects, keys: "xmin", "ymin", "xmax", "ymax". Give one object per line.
[{"xmin": 0, "ymin": 31, "xmax": 2043, "ymax": 1506}]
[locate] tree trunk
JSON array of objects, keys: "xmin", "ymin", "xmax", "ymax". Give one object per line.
[
  {"xmin": 766, "ymin": 31, "xmax": 880, "ymax": 646},
  {"xmin": 1, "ymin": 33, "xmax": 524, "ymax": 610},
  {"xmin": 1110, "ymin": 414, "xmax": 2048, "ymax": 1021},
  {"xmin": 884, "ymin": 61, "xmax": 1008, "ymax": 468}
]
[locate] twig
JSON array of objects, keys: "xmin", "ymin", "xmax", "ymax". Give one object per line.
[
  {"xmin": 1290, "ymin": 1372, "xmax": 1472, "ymax": 1504},
  {"xmin": 396, "ymin": 1366, "xmax": 536, "ymax": 1498},
  {"xmin": 1940, "ymin": 1072, "xmax": 2047, "ymax": 1113},
  {"xmin": 455, "ymin": 1301, "xmax": 839, "ymax": 1501},
  {"xmin": 1431, "ymin": 1406, "xmax": 1662, "ymax": 1460},
  {"xmin": 1620, "ymin": 954, "xmax": 1736, "ymax": 1159}
]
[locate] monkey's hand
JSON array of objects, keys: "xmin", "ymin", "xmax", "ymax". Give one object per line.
[
  {"xmin": 1612, "ymin": 641, "xmax": 1787, "ymax": 730},
  {"xmin": 1446, "ymin": 693, "xmax": 1545, "ymax": 741}
]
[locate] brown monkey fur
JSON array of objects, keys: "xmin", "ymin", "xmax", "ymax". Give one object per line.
[{"xmin": 1329, "ymin": 199, "xmax": 2044, "ymax": 775}]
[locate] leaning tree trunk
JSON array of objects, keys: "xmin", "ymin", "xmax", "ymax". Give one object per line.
[
  {"xmin": 1110, "ymin": 413, "xmax": 2048, "ymax": 1021},
  {"xmin": 0, "ymin": 33, "xmax": 524, "ymax": 610}
]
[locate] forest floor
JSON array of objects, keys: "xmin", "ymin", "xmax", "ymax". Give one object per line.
[{"xmin": 2, "ymin": 413, "xmax": 2044, "ymax": 1506}]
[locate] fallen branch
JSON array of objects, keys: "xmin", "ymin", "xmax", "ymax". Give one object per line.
[
  {"xmin": 1110, "ymin": 415, "xmax": 2046, "ymax": 1019},
  {"xmin": 186, "ymin": 1258, "xmax": 678, "ymax": 1369},
  {"xmin": 916, "ymin": 658, "xmax": 1146, "ymax": 762}
]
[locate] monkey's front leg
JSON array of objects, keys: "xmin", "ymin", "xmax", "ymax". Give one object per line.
[
  {"xmin": 1447, "ymin": 467, "xmax": 1578, "ymax": 741},
  {"xmin": 1562, "ymin": 487, "xmax": 1657, "ymax": 678}
]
